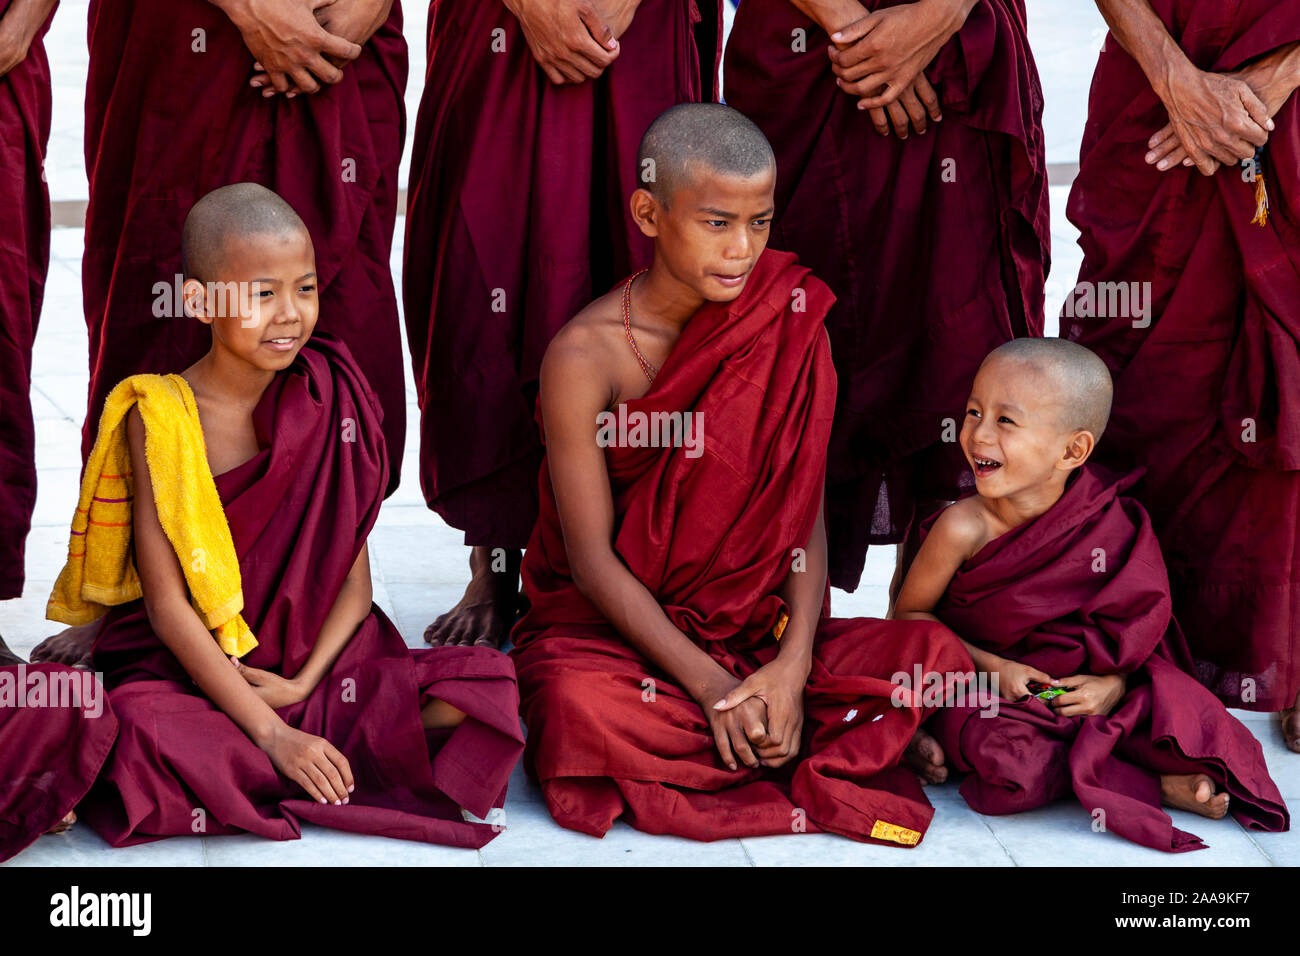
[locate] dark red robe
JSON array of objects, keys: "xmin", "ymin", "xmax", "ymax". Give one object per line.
[
  {"xmin": 0, "ymin": 663, "xmax": 118, "ymax": 863},
  {"xmin": 925, "ymin": 465, "xmax": 1288, "ymax": 852},
  {"xmin": 724, "ymin": 0, "xmax": 1050, "ymax": 590},
  {"xmin": 402, "ymin": 0, "xmax": 721, "ymax": 548},
  {"xmin": 1063, "ymin": 0, "xmax": 1300, "ymax": 713},
  {"xmin": 82, "ymin": 0, "xmax": 408, "ymax": 496},
  {"xmin": 80, "ymin": 335, "xmax": 523, "ymax": 849},
  {"xmin": 0, "ymin": 0, "xmax": 54, "ymax": 599},
  {"xmin": 512, "ymin": 250, "xmax": 974, "ymax": 844}
]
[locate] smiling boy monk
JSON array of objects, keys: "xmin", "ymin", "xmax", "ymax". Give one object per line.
[
  {"xmin": 895, "ymin": 338, "xmax": 1288, "ymax": 851},
  {"xmin": 52, "ymin": 184, "xmax": 523, "ymax": 848},
  {"xmin": 511, "ymin": 104, "xmax": 972, "ymax": 845}
]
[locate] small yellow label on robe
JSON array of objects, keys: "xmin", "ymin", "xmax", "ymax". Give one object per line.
[
  {"xmin": 871, "ymin": 820, "xmax": 921, "ymax": 846},
  {"xmin": 772, "ymin": 610, "xmax": 790, "ymax": 641}
]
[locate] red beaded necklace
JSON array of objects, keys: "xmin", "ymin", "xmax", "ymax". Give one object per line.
[{"xmin": 622, "ymin": 269, "xmax": 657, "ymax": 384}]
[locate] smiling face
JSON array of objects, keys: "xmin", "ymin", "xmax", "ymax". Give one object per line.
[
  {"xmin": 632, "ymin": 161, "xmax": 776, "ymax": 303},
  {"xmin": 961, "ymin": 354, "xmax": 1095, "ymax": 498},
  {"xmin": 183, "ymin": 228, "xmax": 318, "ymax": 369}
]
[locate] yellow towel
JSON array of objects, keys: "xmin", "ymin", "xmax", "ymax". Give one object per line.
[{"xmin": 46, "ymin": 374, "xmax": 257, "ymax": 657}]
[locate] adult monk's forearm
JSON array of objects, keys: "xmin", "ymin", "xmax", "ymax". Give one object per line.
[
  {"xmin": 789, "ymin": 0, "xmax": 869, "ymax": 38},
  {"xmin": 0, "ymin": 0, "xmax": 56, "ymax": 50},
  {"xmin": 572, "ymin": 552, "xmax": 736, "ymax": 703},
  {"xmin": 1094, "ymin": 0, "xmax": 1194, "ymax": 101}
]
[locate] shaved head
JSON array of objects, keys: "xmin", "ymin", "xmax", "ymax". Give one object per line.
[
  {"xmin": 637, "ymin": 103, "xmax": 775, "ymax": 206},
  {"xmin": 182, "ymin": 183, "xmax": 309, "ymax": 281},
  {"xmin": 985, "ymin": 338, "xmax": 1113, "ymax": 440}
]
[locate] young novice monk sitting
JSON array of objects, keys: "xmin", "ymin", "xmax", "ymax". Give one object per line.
[
  {"xmin": 47, "ymin": 183, "xmax": 523, "ymax": 848},
  {"xmin": 510, "ymin": 104, "xmax": 973, "ymax": 846},
  {"xmin": 895, "ymin": 338, "xmax": 1289, "ymax": 851}
]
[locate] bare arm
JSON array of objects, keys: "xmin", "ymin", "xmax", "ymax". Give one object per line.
[
  {"xmin": 235, "ymin": 542, "xmax": 373, "ymax": 705},
  {"xmin": 0, "ymin": 0, "xmax": 56, "ymax": 77},
  {"xmin": 539, "ymin": 334, "xmax": 736, "ymax": 705},
  {"xmin": 125, "ymin": 408, "xmax": 354, "ymax": 804},
  {"xmin": 894, "ymin": 502, "xmax": 1052, "ymax": 702},
  {"xmin": 540, "ymin": 331, "xmax": 775, "ymax": 769}
]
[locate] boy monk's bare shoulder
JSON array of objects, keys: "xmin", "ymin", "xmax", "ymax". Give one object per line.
[
  {"xmin": 543, "ymin": 286, "xmax": 643, "ymax": 406},
  {"xmin": 930, "ymin": 495, "xmax": 1001, "ymax": 566}
]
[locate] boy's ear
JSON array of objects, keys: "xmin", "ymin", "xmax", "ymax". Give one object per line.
[
  {"xmin": 1057, "ymin": 429, "xmax": 1096, "ymax": 472},
  {"xmin": 181, "ymin": 278, "xmax": 211, "ymax": 324},
  {"xmin": 629, "ymin": 188, "xmax": 661, "ymax": 239}
]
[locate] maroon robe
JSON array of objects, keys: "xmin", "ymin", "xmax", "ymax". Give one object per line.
[
  {"xmin": 0, "ymin": 663, "xmax": 118, "ymax": 863},
  {"xmin": 80, "ymin": 335, "xmax": 523, "ymax": 848},
  {"xmin": 402, "ymin": 0, "xmax": 721, "ymax": 547},
  {"xmin": 926, "ymin": 465, "xmax": 1288, "ymax": 852},
  {"xmin": 0, "ymin": 0, "xmax": 54, "ymax": 599},
  {"xmin": 512, "ymin": 250, "xmax": 974, "ymax": 844},
  {"xmin": 724, "ymin": 0, "xmax": 1050, "ymax": 590},
  {"xmin": 82, "ymin": 0, "xmax": 408, "ymax": 496},
  {"xmin": 1064, "ymin": 0, "xmax": 1300, "ymax": 713}
]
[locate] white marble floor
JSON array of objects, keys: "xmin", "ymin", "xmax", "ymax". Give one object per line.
[{"xmin": 5, "ymin": 2, "xmax": 1296, "ymax": 866}]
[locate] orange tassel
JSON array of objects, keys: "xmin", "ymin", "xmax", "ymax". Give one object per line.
[{"xmin": 1252, "ymin": 171, "xmax": 1270, "ymax": 228}]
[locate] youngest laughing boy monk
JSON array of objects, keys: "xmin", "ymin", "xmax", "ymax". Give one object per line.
[
  {"xmin": 895, "ymin": 338, "xmax": 1289, "ymax": 851},
  {"xmin": 50, "ymin": 183, "xmax": 523, "ymax": 848}
]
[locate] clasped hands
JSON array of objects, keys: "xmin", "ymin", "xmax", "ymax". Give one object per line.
[
  {"xmin": 702, "ymin": 655, "xmax": 808, "ymax": 772},
  {"xmin": 218, "ymin": 0, "xmax": 390, "ymax": 98},
  {"xmin": 1143, "ymin": 55, "xmax": 1293, "ymax": 177}
]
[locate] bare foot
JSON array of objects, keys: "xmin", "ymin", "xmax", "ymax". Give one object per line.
[
  {"xmin": 1282, "ymin": 699, "xmax": 1300, "ymax": 754},
  {"xmin": 0, "ymin": 632, "xmax": 23, "ymax": 667},
  {"xmin": 425, "ymin": 546, "xmax": 521, "ymax": 649},
  {"xmin": 1161, "ymin": 773, "xmax": 1230, "ymax": 819},
  {"xmin": 29, "ymin": 621, "xmax": 100, "ymax": 667},
  {"xmin": 904, "ymin": 727, "xmax": 949, "ymax": 785},
  {"xmin": 46, "ymin": 811, "xmax": 76, "ymax": 835},
  {"xmin": 421, "ymin": 697, "xmax": 468, "ymax": 730}
]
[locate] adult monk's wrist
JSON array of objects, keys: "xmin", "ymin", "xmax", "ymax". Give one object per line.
[{"xmin": 921, "ymin": 0, "xmax": 977, "ymax": 39}]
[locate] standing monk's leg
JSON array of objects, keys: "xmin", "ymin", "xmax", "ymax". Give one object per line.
[
  {"xmin": 403, "ymin": 0, "xmax": 716, "ymax": 647},
  {"xmin": 0, "ymin": 0, "xmax": 55, "ymax": 605}
]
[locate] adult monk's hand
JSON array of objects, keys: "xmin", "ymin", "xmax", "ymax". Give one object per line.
[
  {"xmin": 828, "ymin": 0, "xmax": 971, "ymax": 111},
  {"xmin": 221, "ymin": 0, "xmax": 361, "ymax": 97},
  {"xmin": 991, "ymin": 657, "xmax": 1057, "ymax": 703},
  {"xmin": 866, "ymin": 73, "xmax": 943, "ymax": 139},
  {"xmin": 503, "ymin": 0, "xmax": 623, "ymax": 85},
  {"xmin": 1147, "ymin": 51, "xmax": 1300, "ymax": 174},
  {"xmin": 1144, "ymin": 64, "xmax": 1270, "ymax": 175},
  {"xmin": 250, "ymin": 0, "xmax": 393, "ymax": 96},
  {"xmin": 713, "ymin": 657, "xmax": 807, "ymax": 769},
  {"xmin": 0, "ymin": 0, "xmax": 55, "ymax": 79}
]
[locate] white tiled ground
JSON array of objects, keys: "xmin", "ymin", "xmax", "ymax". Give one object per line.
[{"xmin": 4, "ymin": 2, "xmax": 1295, "ymax": 866}]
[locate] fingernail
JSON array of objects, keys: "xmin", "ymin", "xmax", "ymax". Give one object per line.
[
  {"xmin": 713, "ymin": 700, "xmax": 726, "ymax": 709},
  {"xmin": 1158, "ymin": 160, "xmax": 1168, "ymax": 170},
  {"xmin": 831, "ymin": 31, "xmax": 843, "ymax": 40},
  {"xmin": 1267, "ymin": 119, "xmax": 1275, "ymax": 130},
  {"xmin": 343, "ymin": 798, "xmax": 349, "ymax": 805},
  {"xmin": 319, "ymin": 797, "xmax": 327, "ymax": 804},
  {"xmin": 1145, "ymin": 152, "xmax": 1155, "ymax": 163},
  {"xmin": 348, "ymin": 785, "xmax": 355, "ymax": 793},
  {"xmin": 333, "ymin": 800, "xmax": 341, "ymax": 806}
]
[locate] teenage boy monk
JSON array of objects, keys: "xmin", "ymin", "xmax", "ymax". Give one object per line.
[
  {"xmin": 55, "ymin": 184, "xmax": 523, "ymax": 848},
  {"xmin": 895, "ymin": 338, "xmax": 1288, "ymax": 851},
  {"xmin": 511, "ymin": 104, "xmax": 972, "ymax": 845}
]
